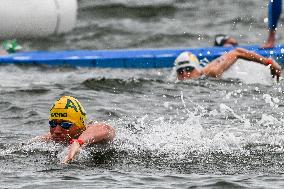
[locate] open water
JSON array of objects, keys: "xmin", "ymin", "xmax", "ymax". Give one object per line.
[{"xmin": 2, "ymin": 0, "xmax": 284, "ymax": 188}]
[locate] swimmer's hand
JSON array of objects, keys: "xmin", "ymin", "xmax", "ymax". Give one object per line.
[
  {"xmin": 62, "ymin": 142, "xmax": 81, "ymax": 164},
  {"xmin": 269, "ymin": 60, "xmax": 281, "ymax": 82}
]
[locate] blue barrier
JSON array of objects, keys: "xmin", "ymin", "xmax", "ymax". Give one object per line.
[{"xmin": 0, "ymin": 45, "xmax": 284, "ymax": 68}]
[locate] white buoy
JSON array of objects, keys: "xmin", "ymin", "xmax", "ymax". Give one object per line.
[{"xmin": 0, "ymin": 0, "xmax": 77, "ymax": 39}]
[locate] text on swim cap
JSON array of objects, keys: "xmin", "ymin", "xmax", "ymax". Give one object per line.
[
  {"xmin": 51, "ymin": 113, "xmax": 67, "ymax": 117},
  {"xmin": 65, "ymin": 99, "xmax": 86, "ymax": 116}
]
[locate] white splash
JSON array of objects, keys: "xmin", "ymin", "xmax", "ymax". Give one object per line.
[
  {"xmin": 263, "ymin": 94, "xmax": 279, "ymax": 108},
  {"xmin": 222, "ymin": 59, "xmax": 274, "ymax": 85},
  {"xmin": 219, "ymin": 103, "xmax": 251, "ymax": 127}
]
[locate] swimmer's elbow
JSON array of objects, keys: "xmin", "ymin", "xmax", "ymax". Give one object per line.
[
  {"xmin": 235, "ymin": 47, "xmax": 246, "ymax": 53},
  {"xmin": 105, "ymin": 124, "xmax": 115, "ymax": 141},
  {"xmin": 96, "ymin": 123, "xmax": 115, "ymax": 143}
]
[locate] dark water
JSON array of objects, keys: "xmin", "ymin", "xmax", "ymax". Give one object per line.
[
  {"xmin": 20, "ymin": 0, "xmax": 281, "ymax": 51},
  {"xmin": 2, "ymin": 0, "xmax": 284, "ymax": 188}
]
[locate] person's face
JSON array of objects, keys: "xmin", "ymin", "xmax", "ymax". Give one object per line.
[
  {"xmin": 224, "ymin": 37, "xmax": 238, "ymax": 46},
  {"xmin": 177, "ymin": 66, "xmax": 202, "ymax": 80},
  {"xmin": 49, "ymin": 119, "xmax": 82, "ymax": 143}
]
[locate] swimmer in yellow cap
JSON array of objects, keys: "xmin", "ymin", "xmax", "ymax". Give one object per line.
[
  {"xmin": 37, "ymin": 96, "xmax": 115, "ymax": 163},
  {"xmin": 175, "ymin": 48, "xmax": 281, "ymax": 81}
]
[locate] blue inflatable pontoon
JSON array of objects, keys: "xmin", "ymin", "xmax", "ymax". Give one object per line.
[{"xmin": 0, "ymin": 45, "xmax": 284, "ymax": 68}]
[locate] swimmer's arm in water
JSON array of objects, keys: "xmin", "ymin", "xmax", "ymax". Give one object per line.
[
  {"xmin": 30, "ymin": 133, "xmax": 52, "ymax": 142},
  {"xmin": 62, "ymin": 123, "xmax": 115, "ymax": 164},
  {"xmin": 202, "ymin": 48, "xmax": 281, "ymax": 81}
]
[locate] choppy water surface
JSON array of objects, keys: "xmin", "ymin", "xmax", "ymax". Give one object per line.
[
  {"xmin": 2, "ymin": 0, "xmax": 284, "ymax": 188},
  {"xmin": 1, "ymin": 63, "xmax": 284, "ymax": 188}
]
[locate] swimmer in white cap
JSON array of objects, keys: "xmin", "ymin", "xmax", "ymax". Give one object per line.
[{"xmin": 175, "ymin": 48, "xmax": 281, "ymax": 81}]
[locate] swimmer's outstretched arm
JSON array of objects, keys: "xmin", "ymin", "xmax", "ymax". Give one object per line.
[
  {"xmin": 62, "ymin": 123, "xmax": 115, "ymax": 164},
  {"xmin": 203, "ymin": 48, "xmax": 282, "ymax": 81}
]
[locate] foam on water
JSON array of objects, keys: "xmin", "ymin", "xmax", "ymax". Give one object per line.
[
  {"xmin": 2, "ymin": 67, "xmax": 284, "ymax": 189},
  {"xmin": 222, "ymin": 59, "xmax": 275, "ymax": 85},
  {"xmin": 108, "ymin": 91, "xmax": 284, "ymax": 164}
]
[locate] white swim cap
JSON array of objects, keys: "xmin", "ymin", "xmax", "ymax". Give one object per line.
[{"xmin": 174, "ymin": 51, "xmax": 201, "ymax": 71}]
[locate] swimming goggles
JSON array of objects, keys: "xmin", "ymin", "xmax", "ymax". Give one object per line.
[
  {"xmin": 49, "ymin": 120, "xmax": 74, "ymax": 129},
  {"xmin": 176, "ymin": 66, "xmax": 195, "ymax": 74}
]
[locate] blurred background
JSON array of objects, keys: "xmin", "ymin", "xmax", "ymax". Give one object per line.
[{"xmin": 1, "ymin": 0, "xmax": 279, "ymax": 51}]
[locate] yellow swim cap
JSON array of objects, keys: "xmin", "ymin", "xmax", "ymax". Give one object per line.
[{"xmin": 49, "ymin": 96, "xmax": 87, "ymax": 129}]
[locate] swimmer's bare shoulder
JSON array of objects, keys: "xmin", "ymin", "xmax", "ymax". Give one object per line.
[{"xmin": 80, "ymin": 122, "xmax": 115, "ymax": 145}]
